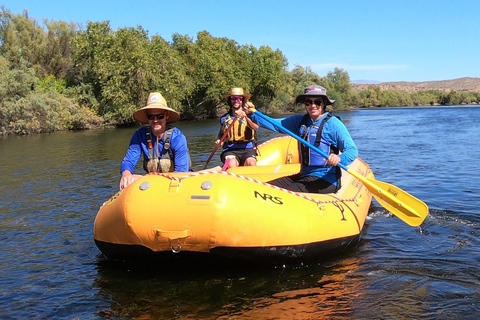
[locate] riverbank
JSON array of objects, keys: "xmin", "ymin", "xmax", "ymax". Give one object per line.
[{"xmin": 4, "ymin": 86, "xmax": 478, "ymax": 138}]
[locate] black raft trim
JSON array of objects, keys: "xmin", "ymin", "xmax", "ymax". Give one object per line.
[
  {"xmin": 95, "ymin": 234, "xmax": 360, "ymax": 264},
  {"xmin": 210, "ymin": 234, "xmax": 360, "ymax": 263}
]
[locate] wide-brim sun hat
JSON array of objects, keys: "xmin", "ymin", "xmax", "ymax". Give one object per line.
[
  {"xmin": 133, "ymin": 92, "xmax": 181, "ymax": 124},
  {"xmin": 295, "ymin": 85, "xmax": 335, "ymax": 105},
  {"xmin": 222, "ymin": 87, "xmax": 252, "ymax": 99}
]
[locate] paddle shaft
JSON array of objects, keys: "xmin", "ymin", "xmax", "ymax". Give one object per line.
[
  {"xmin": 251, "ymin": 109, "xmax": 429, "ymax": 226},
  {"xmin": 252, "ymin": 110, "xmax": 343, "ymax": 168},
  {"xmin": 203, "ymin": 114, "xmax": 239, "ymax": 169}
]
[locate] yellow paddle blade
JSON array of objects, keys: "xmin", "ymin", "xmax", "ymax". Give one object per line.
[
  {"xmin": 363, "ymin": 176, "xmax": 428, "ymax": 227},
  {"xmin": 345, "ymin": 168, "xmax": 428, "ymax": 226}
]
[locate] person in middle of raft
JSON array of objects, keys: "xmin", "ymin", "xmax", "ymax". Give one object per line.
[
  {"xmin": 215, "ymin": 87, "xmax": 259, "ymax": 169},
  {"xmin": 245, "ymin": 84, "xmax": 358, "ymax": 194}
]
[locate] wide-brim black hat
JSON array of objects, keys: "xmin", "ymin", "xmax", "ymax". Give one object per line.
[{"xmin": 295, "ymin": 85, "xmax": 335, "ymax": 105}]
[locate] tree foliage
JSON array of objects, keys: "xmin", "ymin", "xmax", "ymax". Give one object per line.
[
  {"xmin": 0, "ymin": 7, "xmax": 479, "ymax": 136},
  {"xmin": 0, "ymin": 56, "xmax": 101, "ymax": 135}
]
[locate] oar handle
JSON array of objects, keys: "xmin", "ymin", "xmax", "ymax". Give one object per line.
[
  {"xmin": 251, "ymin": 109, "xmax": 347, "ymax": 171},
  {"xmin": 203, "ymin": 114, "xmax": 240, "ymax": 169}
]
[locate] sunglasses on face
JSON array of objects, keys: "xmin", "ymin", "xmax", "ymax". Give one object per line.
[
  {"xmin": 146, "ymin": 113, "xmax": 165, "ymax": 120},
  {"xmin": 231, "ymin": 96, "xmax": 243, "ymax": 102},
  {"xmin": 304, "ymin": 98, "xmax": 323, "ymax": 107}
]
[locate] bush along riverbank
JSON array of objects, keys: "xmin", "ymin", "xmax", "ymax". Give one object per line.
[{"xmin": 2, "ymin": 9, "xmax": 480, "ymax": 136}]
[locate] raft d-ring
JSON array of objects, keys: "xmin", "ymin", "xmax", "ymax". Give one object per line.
[
  {"xmin": 170, "ymin": 241, "xmax": 182, "ymax": 253},
  {"xmin": 155, "ymin": 229, "xmax": 192, "ymax": 253}
]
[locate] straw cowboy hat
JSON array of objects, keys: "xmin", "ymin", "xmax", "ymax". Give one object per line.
[
  {"xmin": 133, "ymin": 92, "xmax": 181, "ymax": 124},
  {"xmin": 222, "ymin": 87, "xmax": 252, "ymax": 99},
  {"xmin": 295, "ymin": 85, "xmax": 335, "ymax": 105}
]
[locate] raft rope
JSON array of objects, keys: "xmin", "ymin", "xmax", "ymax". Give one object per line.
[{"xmin": 147, "ymin": 169, "xmax": 358, "ymax": 209}]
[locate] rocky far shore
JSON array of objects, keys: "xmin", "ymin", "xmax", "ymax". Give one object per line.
[{"xmin": 352, "ymin": 77, "xmax": 480, "ymax": 93}]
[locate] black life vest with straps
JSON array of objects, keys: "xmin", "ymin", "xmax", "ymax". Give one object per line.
[
  {"xmin": 143, "ymin": 126, "xmax": 175, "ymax": 173},
  {"xmin": 299, "ymin": 112, "xmax": 342, "ymax": 189}
]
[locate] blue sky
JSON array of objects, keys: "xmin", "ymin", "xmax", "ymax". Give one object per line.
[{"xmin": 2, "ymin": 0, "xmax": 479, "ymax": 83}]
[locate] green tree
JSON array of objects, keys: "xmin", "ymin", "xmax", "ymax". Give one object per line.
[
  {"xmin": 42, "ymin": 19, "xmax": 77, "ymax": 79},
  {"xmin": 322, "ymin": 68, "xmax": 353, "ymax": 110},
  {"xmin": 173, "ymin": 31, "xmax": 244, "ymax": 118},
  {"xmin": 411, "ymin": 90, "xmax": 438, "ymax": 106},
  {"xmin": 244, "ymin": 45, "xmax": 288, "ymax": 110},
  {"xmin": 323, "ymin": 68, "xmax": 351, "ymax": 95},
  {"xmin": 0, "ymin": 8, "xmax": 76, "ymax": 78},
  {"xmin": 438, "ymin": 90, "xmax": 461, "ymax": 105},
  {"xmin": 72, "ymin": 22, "xmax": 154, "ymax": 123},
  {"xmin": 290, "ymin": 65, "xmax": 322, "ymax": 92},
  {"xmin": 36, "ymin": 74, "xmax": 66, "ymax": 93},
  {"xmin": 0, "ymin": 56, "xmax": 102, "ymax": 135},
  {"xmin": 0, "ymin": 56, "xmax": 37, "ymax": 98},
  {"xmin": 0, "ymin": 8, "xmax": 46, "ymax": 72},
  {"xmin": 144, "ymin": 34, "xmax": 188, "ymax": 115},
  {"xmin": 99, "ymin": 26, "xmax": 152, "ymax": 122},
  {"xmin": 70, "ymin": 21, "xmax": 114, "ymax": 106},
  {"xmin": 360, "ymin": 85, "xmax": 381, "ymax": 107},
  {"xmin": 288, "ymin": 65, "xmax": 322, "ymax": 112}
]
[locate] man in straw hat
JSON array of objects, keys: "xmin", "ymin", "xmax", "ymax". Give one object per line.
[
  {"xmin": 119, "ymin": 92, "xmax": 191, "ymax": 190},
  {"xmin": 214, "ymin": 87, "xmax": 259, "ymax": 169},
  {"xmin": 245, "ymin": 84, "xmax": 358, "ymax": 194}
]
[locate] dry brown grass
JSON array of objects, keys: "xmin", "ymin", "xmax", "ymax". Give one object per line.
[{"xmin": 352, "ymin": 77, "xmax": 480, "ymax": 93}]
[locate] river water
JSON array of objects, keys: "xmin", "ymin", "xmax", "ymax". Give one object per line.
[{"xmin": 1, "ymin": 106, "xmax": 479, "ymax": 319}]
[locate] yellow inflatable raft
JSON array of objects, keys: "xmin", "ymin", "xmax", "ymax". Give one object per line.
[{"xmin": 94, "ymin": 136, "xmax": 374, "ymax": 263}]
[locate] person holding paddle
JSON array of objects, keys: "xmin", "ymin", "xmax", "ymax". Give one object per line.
[
  {"xmin": 213, "ymin": 88, "xmax": 259, "ymax": 169},
  {"xmin": 119, "ymin": 92, "xmax": 191, "ymax": 190},
  {"xmin": 245, "ymin": 85, "xmax": 358, "ymax": 194}
]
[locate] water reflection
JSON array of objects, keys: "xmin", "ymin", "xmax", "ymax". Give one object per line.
[
  {"xmin": 93, "ymin": 252, "xmax": 367, "ymax": 319},
  {"xmin": 221, "ymin": 256, "xmax": 364, "ymax": 320}
]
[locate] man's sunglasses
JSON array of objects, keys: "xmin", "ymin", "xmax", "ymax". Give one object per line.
[
  {"xmin": 231, "ymin": 96, "xmax": 243, "ymax": 102},
  {"xmin": 304, "ymin": 98, "xmax": 323, "ymax": 107},
  {"xmin": 146, "ymin": 113, "xmax": 165, "ymax": 120}
]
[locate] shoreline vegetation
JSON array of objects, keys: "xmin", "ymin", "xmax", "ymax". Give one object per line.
[{"xmin": 1, "ymin": 7, "xmax": 479, "ymax": 137}]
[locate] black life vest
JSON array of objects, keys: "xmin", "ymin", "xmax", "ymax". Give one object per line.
[
  {"xmin": 143, "ymin": 126, "xmax": 175, "ymax": 173},
  {"xmin": 299, "ymin": 113, "xmax": 342, "ymax": 189}
]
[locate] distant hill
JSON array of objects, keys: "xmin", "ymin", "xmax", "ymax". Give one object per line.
[
  {"xmin": 351, "ymin": 77, "xmax": 480, "ymax": 93},
  {"xmin": 351, "ymin": 80, "xmax": 381, "ymax": 85}
]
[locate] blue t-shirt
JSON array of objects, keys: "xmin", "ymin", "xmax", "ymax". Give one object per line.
[{"xmin": 120, "ymin": 126, "xmax": 190, "ymax": 174}]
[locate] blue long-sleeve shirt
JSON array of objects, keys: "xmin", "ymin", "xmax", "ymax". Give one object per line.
[
  {"xmin": 120, "ymin": 126, "xmax": 190, "ymax": 174},
  {"xmin": 249, "ymin": 113, "xmax": 358, "ymax": 184}
]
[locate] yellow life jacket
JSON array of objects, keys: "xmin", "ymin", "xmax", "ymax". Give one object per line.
[{"xmin": 223, "ymin": 115, "xmax": 255, "ymax": 143}]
